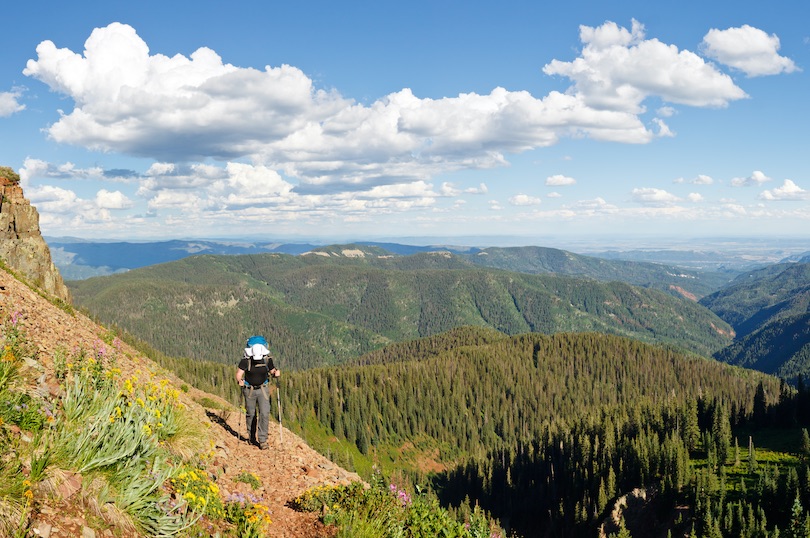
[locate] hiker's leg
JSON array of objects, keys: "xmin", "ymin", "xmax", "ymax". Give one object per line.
[
  {"xmin": 244, "ymin": 388, "xmax": 258, "ymax": 443},
  {"xmin": 257, "ymin": 385, "xmax": 271, "ymax": 444}
]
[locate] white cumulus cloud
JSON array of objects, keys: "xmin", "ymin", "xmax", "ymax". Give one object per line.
[
  {"xmin": 759, "ymin": 179, "xmax": 808, "ymax": 201},
  {"xmin": 19, "ymin": 158, "xmax": 104, "ymax": 185},
  {"xmin": 464, "ymin": 183, "xmax": 488, "ymax": 194},
  {"xmin": 631, "ymin": 187, "xmax": 681, "ymax": 207},
  {"xmin": 545, "ymin": 174, "xmax": 576, "ymax": 186},
  {"xmin": 509, "ymin": 194, "xmax": 542, "ymax": 206},
  {"xmin": 95, "ymin": 189, "xmax": 133, "ymax": 209},
  {"xmin": 0, "ymin": 89, "xmax": 25, "ymax": 117},
  {"xmin": 543, "ymin": 19, "xmax": 747, "ymax": 113},
  {"xmin": 702, "ymin": 25, "xmax": 798, "ymax": 77},
  {"xmin": 22, "ymin": 21, "xmax": 763, "ymax": 196},
  {"xmin": 26, "ymin": 184, "xmax": 81, "ymax": 214},
  {"xmin": 674, "ymin": 174, "xmax": 713, "ymax": 185},
  {"xmin": 731, "ymin": 170, "xmax": 771, "ymax": 187}
]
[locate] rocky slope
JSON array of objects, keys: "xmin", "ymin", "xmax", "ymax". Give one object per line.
[
  {"xmin": 1, "ymin": 264, "xmax": 360, "ymax": 537},
  {"xmin": 0, "ymin": 171, "xmax": 70, "ymax": 303}
]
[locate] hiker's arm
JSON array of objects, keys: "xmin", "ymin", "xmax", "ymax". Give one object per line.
[
  {"xmin": 235, "ymin": 368, "xmax": 245, "ymax": 386},
  {"xmin": 268, "ymin": 357, "xmax": 281, "ymax": 377}
]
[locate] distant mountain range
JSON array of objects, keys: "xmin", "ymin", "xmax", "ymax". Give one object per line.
[
  {"xmin": 67, "ymin": 247, "xmax": 735, "ymax": 369},
  {"xmin": 52, "ymin": 238, "xmax": 736, "ymax": 299},
  {"xmin": 47, "ymin": 238, "xmax": 318, "ymax": 279}
]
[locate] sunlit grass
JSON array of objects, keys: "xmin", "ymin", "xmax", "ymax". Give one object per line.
[{"xmin": 0, "ymin": 315, "xmax": 219, "ymax": 535}]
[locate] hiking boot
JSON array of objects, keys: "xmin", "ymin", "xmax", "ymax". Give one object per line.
[{"xmin": 259, "ymin": 441, "xmax": 269, "ymax": 450}]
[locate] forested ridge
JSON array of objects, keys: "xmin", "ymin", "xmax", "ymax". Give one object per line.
[
  {"xmin": 281, "ymin": 329, "xmax": 776, "ymax": 460},
  {"xmin": 700, "ymin": 263, "xmax": 810, "ymax": 338},
  {"xmin": 68, "ymin": 251, "xmax": 734, "ymax": 370},
  {"xmin": 701, "ymin": 262, "xmax": 810, "ymax": 381},
  {"xmin": 283, "ymin": 331, "xmax": 810, "ymax": 537},
  {"xmin": 461, "ymin": 245, "xmax": 732, "ymax": 298}
]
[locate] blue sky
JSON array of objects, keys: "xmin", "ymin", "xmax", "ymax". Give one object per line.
[{"xmin": 1, "ymin": 1, "xmax": 807, "ymax": 243}]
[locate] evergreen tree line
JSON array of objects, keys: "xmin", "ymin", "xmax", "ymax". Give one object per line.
[
  {"xmin": 280, "ymin": 331, "xmax": 776, "ymax": 459},
  {"xmin": 435, "ymin": 390, "xmax": 810, "ymax": 537}
]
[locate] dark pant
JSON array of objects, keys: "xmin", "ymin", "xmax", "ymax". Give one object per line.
[{"xmin": 242, "ymin": 384, "xmax": 271, "ymax": 444}]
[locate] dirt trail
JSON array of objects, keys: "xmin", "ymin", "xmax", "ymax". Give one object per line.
[{"xmin": 204, "ymin": 397, "xmax": 362, "ymax": 538}]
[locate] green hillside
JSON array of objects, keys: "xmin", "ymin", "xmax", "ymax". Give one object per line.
[
  {"xmin": 277, "ymin": 328, "xmax": 796, "ymax": 537},
  {"xmin": 700, "ymin": 262, "xmax": 810, "ymax": 337},
  {"xmin": 283, "ymin": 329, "xmax": 778, "ymax": 460},
  {"xmin": 68, "ymin": 252, "xmax": 734, "ymax": 369},
  {"xmin": 701, "ymin": 262, "xmax": 810, "ymax": 379},
  {"xmin": 714, "ymin": 313, "xmax": 810, "ymax": 380}
]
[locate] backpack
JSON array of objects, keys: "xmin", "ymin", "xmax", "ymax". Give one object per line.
[
  {"xmin": 247, "ymin": 335, "xmax": 269, "ymax": 348},
  {"xmin": 245, "ymin": 335, "xmax": 270, "ymax": 372}
]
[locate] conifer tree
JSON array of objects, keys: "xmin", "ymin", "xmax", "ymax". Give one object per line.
[{"xmin": 790, "ymin": 494, "xmax": 809, "ymax": 538}]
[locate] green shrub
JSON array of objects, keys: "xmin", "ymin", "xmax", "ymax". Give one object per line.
[
  {"xmin": 293, "ymin": 474, "xmax": 504, "ymax": 538},
  {"xmin": 197, "ymin": 396, "xmax": 227, "ymax": 410},
  {"xmin": 234, "ymin": 471, "xmax": 262, "ymax": 490},
  {"xmin": 0, "ymin": 166, "xmax": 20, "ymax": 184}
]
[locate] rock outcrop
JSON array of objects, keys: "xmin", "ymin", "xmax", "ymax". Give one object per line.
[{"xmin": 0, "ymin": 169, "xmax": 70, "ymax": 302}]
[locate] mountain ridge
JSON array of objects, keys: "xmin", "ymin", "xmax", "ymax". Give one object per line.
[
  {"xmin": 701, "ymin": 262, "xmax": 810, "ymax": 379},
  {"xmin": 67, "ymin": 251, "xmax": 735, "ymax": 369}
]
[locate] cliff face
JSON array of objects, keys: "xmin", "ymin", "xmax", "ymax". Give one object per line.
[{"xmin": 0, "ymin": 173, "xmax": 70, "ymax": 302}]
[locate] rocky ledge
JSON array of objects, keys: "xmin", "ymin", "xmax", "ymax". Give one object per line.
[{"xmin": 0, "ymin": 170, "xmax": 70, "ymax": 303}]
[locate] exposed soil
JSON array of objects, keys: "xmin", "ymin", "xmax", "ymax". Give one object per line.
[{"xmin": 206, "ymin": 404, "xmax": 360, "ymax": 538}]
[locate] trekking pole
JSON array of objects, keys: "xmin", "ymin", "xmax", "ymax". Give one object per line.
[
  {"xmin": 276, "ymin": 377, "xmax": 283, "ymax": 444},
  {"xmin": 240, "ymin": 401, "xmax": 247, "ymax": 443}
]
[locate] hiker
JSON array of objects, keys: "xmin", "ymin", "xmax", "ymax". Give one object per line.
[{"xmin": 235, "ymin": 336, "xmax": 281, "ymax": 449}]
